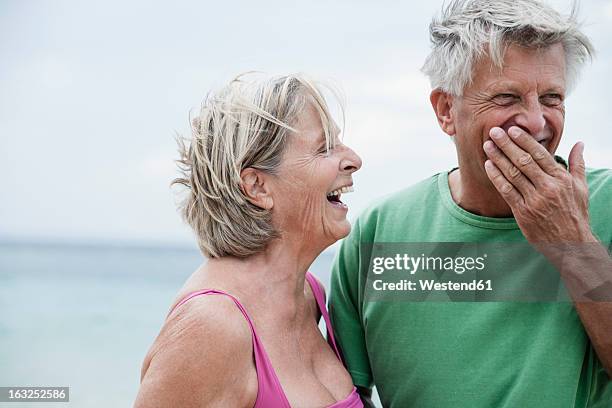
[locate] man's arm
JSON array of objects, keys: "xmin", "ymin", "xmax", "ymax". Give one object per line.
[
  {"xmin": 484, "ymin": 125, "xmax": 612, "ymax": 376},
  {"xmin": 329, "ymin": 219, "xmax": 376, "ymax": 392},
  {"xmin": 556, "ymin": 243, "xmax": 612, "ymax": 374},
  {"xmin": 357, "ymin": 386, "xmax": 376, "ymax": 408}
]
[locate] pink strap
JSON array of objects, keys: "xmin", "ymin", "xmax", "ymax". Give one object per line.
[
  {"xmin": 305, "ymin": 272, "xmax": 342, "ymax": 360},
  {"xmin": 166, "ymin": 289, "xmax": 290, "ymax": 407},
  {"xmin": 165, "ymin": 274, "xmax": 357, "ymax": 408}
]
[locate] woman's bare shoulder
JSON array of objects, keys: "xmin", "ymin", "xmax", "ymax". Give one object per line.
[{"xmin": 135, "ymin": 293, "xmax": 256, "ymax": 407}]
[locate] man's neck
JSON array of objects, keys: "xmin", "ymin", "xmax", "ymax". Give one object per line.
[{"xmin": 447, "ymin": 168, "xmax": 514, "ymax": 218}]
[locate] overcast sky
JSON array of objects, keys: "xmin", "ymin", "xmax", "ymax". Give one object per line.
[{"xmin": 1, "ymin": 0, "xmax": 611, "ymax": 248}]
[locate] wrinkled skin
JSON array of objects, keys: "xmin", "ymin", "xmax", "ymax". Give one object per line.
[
  {"xmin": 431, "ymin": 43, "xmax": 612, "ymax": 377},
  {"xmin": 269, "ymin": 103, "xmax": 362, "ymax": 253}
]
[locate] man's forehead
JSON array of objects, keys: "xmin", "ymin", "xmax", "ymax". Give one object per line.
[{"xmin": 470, "ymin": 44, "xmax": 567, "ymax": 89}]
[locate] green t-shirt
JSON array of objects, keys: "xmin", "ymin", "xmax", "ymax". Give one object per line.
[{"xmin": 329, "ymin": 167, "xmax": 612, "ymax": 408}]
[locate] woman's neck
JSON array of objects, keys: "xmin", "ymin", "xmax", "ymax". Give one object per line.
[{"xmin": 205, "ymin": 237, "xmax": 324, "ymax": 324}]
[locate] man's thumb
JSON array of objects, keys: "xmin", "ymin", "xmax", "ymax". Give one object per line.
[{"xmin": 568, "ymin": 141, "xmax": 586, "ymax": 180}]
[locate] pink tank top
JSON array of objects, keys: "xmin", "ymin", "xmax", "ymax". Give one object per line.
[{"xmin": 167, "ymin": 272, "xmax": 363, "ymax": 408}]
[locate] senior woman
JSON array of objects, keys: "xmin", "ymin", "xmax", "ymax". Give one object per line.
[{"xmin": 134, "ymin": 74, "xmax": 364, "ymax": 408}]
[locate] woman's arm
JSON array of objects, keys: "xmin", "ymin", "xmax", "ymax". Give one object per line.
[{"xmin": 134, "ymin": 295, "xmax": 256, "ymax": 408}]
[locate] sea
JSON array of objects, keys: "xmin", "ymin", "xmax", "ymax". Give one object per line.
[{"xmin": 0, "ymin": 241, "xmax": 364, "ymax": 407}]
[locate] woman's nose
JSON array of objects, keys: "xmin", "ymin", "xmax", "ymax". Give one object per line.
[{"xmin": 340, "ymin": 145, "xmax": 362, "ymax": 173}]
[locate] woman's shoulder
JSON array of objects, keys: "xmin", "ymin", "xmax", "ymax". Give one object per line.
[
  {"xmin": 136, "ymin": 289, "xmax": 256, "ymax": 407},
  {"xmin": 146, "ymin": 290, "xmax": 253, "ymax": 372},
  {"xmin": 168, "ymin": 289, "xmax": 252, "ymax": 342},
  {"xmin": 161, "ymin": 265, "xmax": 254, "ymax": 340}
]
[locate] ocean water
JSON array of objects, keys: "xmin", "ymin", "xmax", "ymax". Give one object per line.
[{"xmin": 0, "ymin": 242, "xmax": 339, "ymax": 407}]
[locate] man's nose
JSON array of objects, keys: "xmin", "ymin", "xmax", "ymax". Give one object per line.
[{"xmin": 514, "ymin": 97, "xmax": 546, "ymax": 137}]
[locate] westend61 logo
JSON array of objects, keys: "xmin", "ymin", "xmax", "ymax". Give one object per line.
[{"xmin": 371, "ymin": 253, "xmax": 488, "ymax": 275}]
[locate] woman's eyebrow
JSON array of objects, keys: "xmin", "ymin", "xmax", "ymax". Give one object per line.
[
  {"xmin": 315, "ymin": 140, "xmax": 327, "ymax": 151},
  {"xmin": 317, "ymin": 130, "xmax": 328, "ymax": 146}
]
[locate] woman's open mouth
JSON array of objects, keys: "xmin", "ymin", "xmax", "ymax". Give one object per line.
[{"xmin": 326, "ymin": 185, "xmax": 353, "ymax": 209}]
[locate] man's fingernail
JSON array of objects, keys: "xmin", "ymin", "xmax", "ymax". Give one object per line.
[
  {"xmin": 508, "ymin": 127, "xmax": 521, "ymax": 138},
  {"xmin": 489, "ymin": 128, "xmax": 503, "ymax": 139},
  {"xmin": 483, "ymin": 140, "xmax": 495, "ymax": 151}
]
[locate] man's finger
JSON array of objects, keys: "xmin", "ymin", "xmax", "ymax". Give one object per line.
[
  {"xmin": 484, "ymin": 159, "xmax": 524, "ymax": 208},
  {"xmin": 489, "ymin": 127, "xmax": 550, "ymax": 187},
  {"xmin": 507, "ymin": 126, "xmax": 563, "ymax": 176},
  {"xmin": 483, "ymin": 140, "xmax": 535, "ymax": 197}
]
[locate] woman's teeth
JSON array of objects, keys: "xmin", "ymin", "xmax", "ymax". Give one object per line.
[{"xmin": 327, "ymin": 185, "xmax": 354, "ymax": 198}]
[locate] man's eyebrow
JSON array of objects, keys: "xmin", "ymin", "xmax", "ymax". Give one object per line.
[
  {"xmin": 485, "ymin": 81, "xmax": 566, "ymax": 95},
  {"xmin": 485, "ymin": 82, "xmax": 525, "ymax": 93},
  {"xmin": 540, "ymin": 86, "xmax": 565, "ymax": 95}
]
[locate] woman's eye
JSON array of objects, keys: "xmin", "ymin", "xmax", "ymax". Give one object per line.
[{"xmin": 318, "ymin": 144, "xmax": 337, "ymax": 155}]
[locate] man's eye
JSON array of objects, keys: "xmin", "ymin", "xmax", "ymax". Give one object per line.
[
  {"xmin": 540, "ymin": 94, "xmax": 564, "ymax": 106},
  {"xmin": 492, "ymin": 94, "xmax": 518, "ymax": 105}
]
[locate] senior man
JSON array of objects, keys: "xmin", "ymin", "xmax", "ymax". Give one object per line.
[{"xmin": 330, "ymin": 0, "xmax": 612, "ymax": 407}]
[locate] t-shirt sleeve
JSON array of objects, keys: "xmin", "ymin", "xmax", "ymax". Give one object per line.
[{"xmin": 329, "ymin": 218, "xmax": 373, "ymax": 388}]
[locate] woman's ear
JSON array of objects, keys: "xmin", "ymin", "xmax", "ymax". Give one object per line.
[
  {"xmin": 240, "ymin": 168, "xmax": 273, "ymax": 210},
  {"xmin": 430, "ymin": 89, "xmax": 456, "ymax": 136}
]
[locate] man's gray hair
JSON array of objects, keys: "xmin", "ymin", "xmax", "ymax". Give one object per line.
[{"xmin": 421, "ymin": 0, "xmax": 594, "ymax": 96}]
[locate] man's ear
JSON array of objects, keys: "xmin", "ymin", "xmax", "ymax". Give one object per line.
[
  {"xmin": 430, "ymin": 89, "xmax": 456, "ymax": 136},
  {"xmin": 240, "ymin": 168, "xmax": 273, "ymax": 210}
]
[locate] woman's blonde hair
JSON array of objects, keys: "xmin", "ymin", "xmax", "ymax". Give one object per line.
[{"xmin": 173, "ymin": 73, "xmax": 341, "ymax": 258}]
